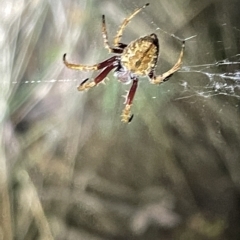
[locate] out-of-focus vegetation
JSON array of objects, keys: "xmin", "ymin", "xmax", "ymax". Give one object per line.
[{"xmin": 1, "ymin": 0, "xmax": 240, "ymax": 239}]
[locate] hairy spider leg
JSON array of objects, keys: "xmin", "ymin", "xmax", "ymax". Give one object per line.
[
  {"xmin": 102, "ymin": 15, "xmax": 125, "ymax": 54},
  {"xmin": 63, "ymin": 54, "xmax": 118, "ymax": 90},
  {"xmin": 121, "ymin": 78, "xmax": 138, "ymax": 123},
  {"xmin": 78, "ymin": 63, "xmax": 117, "ymax": 91},
  {"xmin": 63, "ymin": 54, "xmax": 117, "ymax": 71},
  {"xmin": 149, "ymin": 41, "xmax": 185, "ymax": 84},
  {"xmin": 113, "ymin": 3, "xmax": 149, "ymax": 47}
]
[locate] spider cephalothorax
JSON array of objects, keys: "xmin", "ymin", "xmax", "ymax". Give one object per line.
[{"xmin": 63, "ymin": 3, "xmax": 185, "ymax": 123}]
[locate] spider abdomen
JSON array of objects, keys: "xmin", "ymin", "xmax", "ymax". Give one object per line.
[{"xmin": 121, "ymin": 33, "xmax": 159, "ymax": 76}]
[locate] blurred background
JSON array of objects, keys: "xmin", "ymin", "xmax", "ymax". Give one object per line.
[{"xmin": 1, "ymin": 0, "xmax": 240, "ymax": 239}]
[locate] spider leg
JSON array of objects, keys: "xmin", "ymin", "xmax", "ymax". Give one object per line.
[
  {"xmin": 102, "ymin": 15, "xmax": 125, "ymax": 54},
  {"xmin": 121, "ymin": 77, "xmax": 138, "ymax": 123},
  {"xmin": 63, "ymin": 54, "xmax": 117, "ymax": 71},
  {"xmin": 113, "ymin": 3, "xmax": 149, "ymax": 47},
  {"xmin": 149, "ymin": 41, "xmax": 185, "ymax": 84},
  {"xmin": 78, "ymin": 63, "xmax": 117, "ymax": 91}
]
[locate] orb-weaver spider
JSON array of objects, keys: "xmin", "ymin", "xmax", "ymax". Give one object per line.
[{"xmin": 63, "ymin": 3, "xmax": 185, "ymax": 123}]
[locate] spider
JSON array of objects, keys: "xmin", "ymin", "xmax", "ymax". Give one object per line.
[{"xmin": 63, "ymin": 3, "xmax": 185, "ymax": 123}]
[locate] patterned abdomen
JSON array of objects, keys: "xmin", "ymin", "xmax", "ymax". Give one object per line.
[{"xmin": 121, "ymin": 34, "xmax": 159, "ymax": 76}]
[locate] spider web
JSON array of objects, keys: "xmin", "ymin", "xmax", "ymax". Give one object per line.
[{"xmin": 178, "ymin": 54, "xmax": 240, "ymax": 100}]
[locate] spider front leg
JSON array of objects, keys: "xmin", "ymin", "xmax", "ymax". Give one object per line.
[
  {"xmin": 113, "ymin": 3, "xmax": 149, "ymax": 47},
  {"xmin": 121, "ymin": 78, "xmax": 138, "ymax": 123},
  {"xmin": 63, "ymin": 54, "xmax": 118, "ymax": 91},
  {"xmin": 101, "ymin": 15, "xmax": 125, "ymax": 54},
  {"xmin": 78, "ymin": 63, "xmax": 116, "ymax": 91},
  {"xmin": 149, "ymin": 41, "xmax": 185, "ymax": 84}
]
